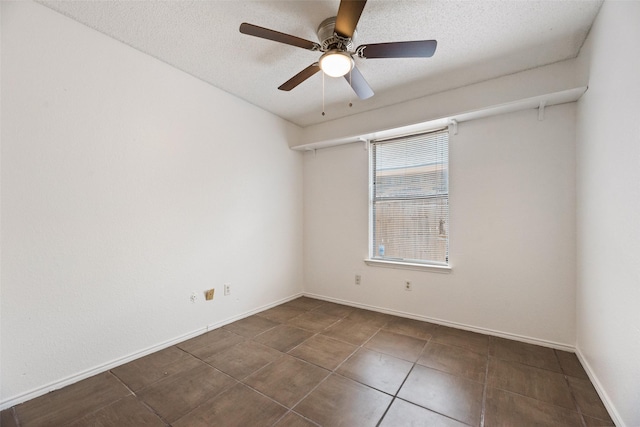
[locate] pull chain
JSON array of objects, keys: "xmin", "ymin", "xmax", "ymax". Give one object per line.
[
  {"xmin": 322, "ymin": 72, "xmax": 325, "ymax": 116},
  {"xmin": 348, "ymin": 68, "xmax": 353, "ymax": 108}
]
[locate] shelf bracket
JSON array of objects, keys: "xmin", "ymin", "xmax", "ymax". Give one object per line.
[
  {"xmin": 449, "ymin": 119, "xmax": 458, "ymax": 135},
  {"xmin": 538, "ymin": 101, "xmax": 546, "ymax": 121}
]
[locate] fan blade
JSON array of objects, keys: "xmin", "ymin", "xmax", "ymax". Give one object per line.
[
  {"xmin": 335, "ymin": 0, "xmax": 367, "ymax": 39},
  {"xmin": 345, "ymin": 66, "xmax": 374, "ymax": 99},
  {"xmin": 357, "ymin": 40, "xmax": 437, "ymax": 58},
  {"xmin": 240, "ymin": 23, "xmax": 320, "ymax": 51},
  {"xmin": 278, "ymin": 63, "xmax": 321, "ymax": 91}
]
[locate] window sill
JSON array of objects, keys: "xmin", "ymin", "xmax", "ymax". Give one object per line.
[{"xmin": 364, "ymin": 258, "xmax": 452, "ymax": 273}]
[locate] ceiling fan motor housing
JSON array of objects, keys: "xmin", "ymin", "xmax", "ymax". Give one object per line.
[{"xmin": 317, "ymin": 17, "xmax": 355, "ymax": 52}]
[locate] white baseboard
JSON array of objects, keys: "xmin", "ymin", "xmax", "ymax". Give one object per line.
[
  {"xmin": 574, "ymin": 347, "xmax": 624, "ymax": 427},
  {"xmin": 0, "ymin": 293, "xmax": 303, "ymax": 411},
  {"xmin": 303, "ymin": 292, "xmax": 575, "ymax": 352}
]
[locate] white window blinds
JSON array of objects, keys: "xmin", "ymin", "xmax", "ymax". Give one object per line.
[{"xmin": 371, "ymin": 128, "xmax": 449, "ymax": 265}]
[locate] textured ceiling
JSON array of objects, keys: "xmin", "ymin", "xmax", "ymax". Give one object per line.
[{"xmin": 38, "ymin": 0, "xmax": 603, "ymax": 127}]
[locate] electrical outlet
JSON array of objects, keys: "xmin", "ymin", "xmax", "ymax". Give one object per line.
[
  {"xmin": 404, "ymin": 281, "xmax": 412, "ymax": 291},
  {"xmin": 355, "ymin": 274, "xmax": 361, "ymax": 285},
  {"xmin": 190, "ymin": 292, "xmax": 198, "ymax": 303},
  {"xmin": 224, "ymin": 284, "xmax": 231, "ymax": 296}
]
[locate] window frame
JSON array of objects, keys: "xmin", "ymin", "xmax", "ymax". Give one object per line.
[{"xmin": 366, "ymin": 128, "xmax": 452, "ymax": 272}]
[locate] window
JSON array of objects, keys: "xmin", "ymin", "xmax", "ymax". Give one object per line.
[{"xmin": 370, "ymin": 128, "xmax": 449, "ymax": 267}]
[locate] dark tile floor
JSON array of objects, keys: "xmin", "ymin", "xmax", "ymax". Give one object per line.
[{"xmin": 1, "ymin": 297, "xmax": 615, "ymax": 427}]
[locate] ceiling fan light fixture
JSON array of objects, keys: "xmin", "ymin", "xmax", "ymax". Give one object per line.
[{"xmin": 319, "ymin": 50, "xmax": 354, "ymax": 77}]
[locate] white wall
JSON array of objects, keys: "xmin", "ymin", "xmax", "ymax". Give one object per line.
[
  {"xmin": 0, "ymin": 1, "xmax": 303, "ymax": 406},
  {"xmin": 304, "ymin": 104, "xmax": 576, "ymax": 347},
  {"xmin": 575, "ymin": 1, "xmax": 640, "ymax": 426}
]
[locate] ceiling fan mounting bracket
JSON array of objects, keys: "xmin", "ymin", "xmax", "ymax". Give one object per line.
[{"xmin": 317, "ymin": 17, "xmax": 355, "ymax": 52}]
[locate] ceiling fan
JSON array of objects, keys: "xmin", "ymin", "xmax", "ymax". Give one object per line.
[{"xmin": 239, "ymin": 0, "xmax": 437, "ymax": 100}]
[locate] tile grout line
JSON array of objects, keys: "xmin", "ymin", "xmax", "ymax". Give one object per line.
[
  {"xmin": 328, "ymin": 319, "xmax": 385, "ymax": 373},
  {"xmin": 108, "ymin": 370, "xmax": 172, "ymax": 426},
  {"xmin": 285, "ymin": 331, "xmax": 318, "ymax": 353},
  {"xmin": 239, "ymin": 315, "xmax": 333, "ymax": 424},
  {"xmin": 374, "ymin": 336, "xmax": 429, "ymax": 427},
  {"xmin": 169, "ymin": 379, "xmax": 244, "ymax": 425},
  {"xmin": 274, "ymin": 311, "xmax": 392, "ymax": 424},
  {"xmin": 244, "ymin": 312, "xmax": 330, "ymax": 380},
  {"xmin": 479, "ymin": 346, "xmax": 491, "ymax": 427},
  {"xmin": 233, "ymin": 304, "xmax": 346, "ymax": 421},
  {"xmin": 108, "ymin": 370, "xmax": 137, "ymax": 396},
  {"xmin": 270, "ymin": 409, "xmax": 322, "ymax": 427},
  {"xmin": 487, "ymin": 348, "xmax": 596, "ymax": 422},
  {"xmin": 276, "ymin": 370, "xmax": 333, "ymax": 416},
  {"xmin": 487, "ymin": 342, "xmax": 602, "ymax": 421},
  {"xmin": 383, "ymin": 333, "xmax": 477, "ymax": 427},
  {"xmin": 235, "ymin": 370, "xmax": 310, "ymax": 416},
  {"xmin": 283, "ymin": 317, "xmax": 386, "ymax": 409},
  {"xmin": 256, "ymin": 303, "xmax": 336, "ymax": 424},
  {"xmin": 394, "ymin": 332, "xmax": 431, "ymax": 398},
  {"xmin": 244, "ymin": 323, "xmax": 283, "ymax": 341},
  {"xmin": 8, "ymin": 406, "xmax": 21, "ymax": 427},
  {"xmin": 209, "ymin": 303, "xmax": 343, "ymax": 417},
  {"xmin": 65, "ymin": 372, "xmax": 147, "ymax": 424},
  {"xmin": 554, "ymin": 348, "xmax": 588, "ymax": 427},
  {"xmin": 178, "ymin": 378, "xmax": 290, "ymax": 425},
  {"xmin": 129, "ymin": 340, "xmax": 243, "ymax": 426},
  {"xmin": 67, "ymin": 393, "xmax": 158, "ymax": 427},
  {"xmin": 374, "ymin": 396, "xmax": 396, "ymax": 427},
  {"xmin": 254, "ymin": 306, "xmax": 346, "ymax": 355},
  {"xmin": 332, "ymin": 318, "xmax": 471, "ymax": 426},
  {"xmin": 138, "ymin": 399, "xmax": 171, "ymax": 426}
]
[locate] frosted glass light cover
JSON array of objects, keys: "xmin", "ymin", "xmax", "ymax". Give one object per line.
[{"xmin": 320, "ymin": 51, "xmax": 354, "ymax": 77}]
